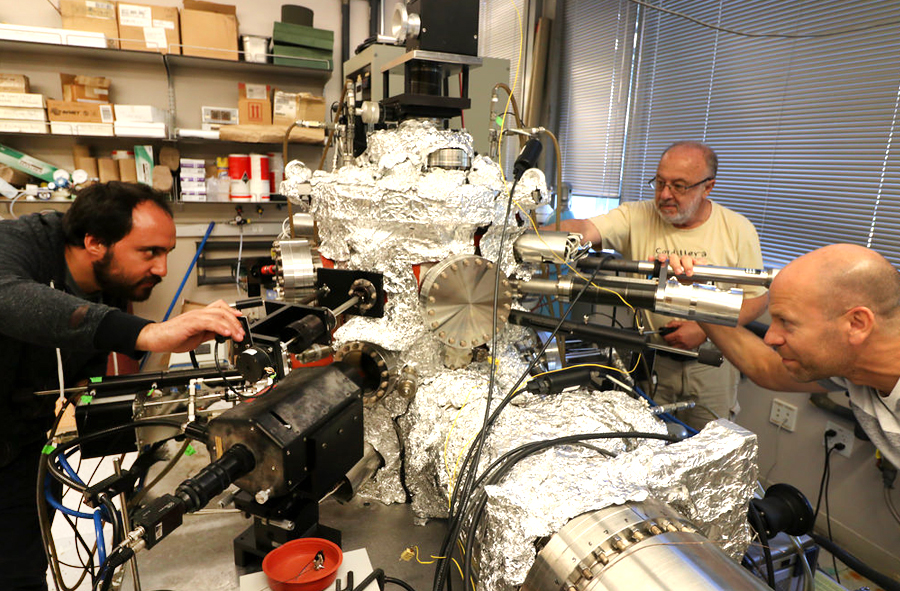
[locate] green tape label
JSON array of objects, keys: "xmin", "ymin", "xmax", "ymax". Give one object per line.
[
  {"xmin": 90, "ymin": 377, "xmax": 102, "ymax": 383},
  {"xmin": 184, "ymin": 444, "xmax": 197, "ymax": 456},
  {"xmin": 42, "ymin": 444, "xmax": 55, "ymax": 455},
  {"xmin": 80, "ymin": 395, "xmax": 94, "ymax": 405}
]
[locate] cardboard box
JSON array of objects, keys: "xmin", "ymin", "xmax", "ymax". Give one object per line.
[
  {"xmin": 46, "ymin": 100, "xmax": 114, "ymax": 123},
  {"xmin": 50, "ymin": 122, "xmax": 115, "ymax": 136},
  {"xmin": 117, "ymin": 3, "xmax": 180, "ymax": 54},
  {"xmin": 0, "ymin": 120, "xmax": 48, "ymax": 134},
  {"xmin": 134, "ymin": 145, "xmax": 153, "ymax": 185},
  {"xmin": 61, "ymin": 73, "xmax": 111, "ymax": 104},
  {"xmin": 0, "ymin": 107, "xmax": 46, "ymax": 121},
  {"xmin": 0, "ymin": 23, "xmax": 108, "ymax": 48},
  {"xmin": 60, "ymin": 0, "xmax": 119, "ymax": 49},
  {"xmin": 272, "ymin": 91, "xmax": 325, "ymax": 126},
  {"xmin": 118, "ymin": 158, "xmax": 137, "ymax": 182},
  {"xmin": 0, "ymin": 74, "xmax": 29, "ymax": 94},
  {"xmin": 98, "ymin": 157, "xmax": 120, "ymax": 182},
  {"xmin": 180, "ymin": 0, "xmax": 239, "ymax": 61},
  {"xmin": 0, "ymin": 93, "xmax": 45, "ymax": 109},
  {"xmin": 201, "ymin": 106, "xmax": 238, "ymax": 127},
  {"xmin": 238, "ymin": 83, "xmax": 271, "ymax": 125},
  {"xmin": 0, "ymin": 164, "xmax": 32, "ymax": 186}
]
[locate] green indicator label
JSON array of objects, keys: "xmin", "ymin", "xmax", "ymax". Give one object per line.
[
  {"xmin": 184, "ymin": 444, "xmax": 197, "ymax": 456},
  {"xmin": 80, "ymin": 395, "xmax": 94, "ymax": 404},
  {"xmin": 42, "ymin": 444, "xmax": 55, "ymax": 455},
  {"xmin": 90, "ymin": 377, "xmax": 102, "ymax": 383}
]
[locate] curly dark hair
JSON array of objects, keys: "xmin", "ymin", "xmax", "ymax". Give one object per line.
[{"xmin": 62, "ymin": 181, "xmax": 173, "ymax": 247}]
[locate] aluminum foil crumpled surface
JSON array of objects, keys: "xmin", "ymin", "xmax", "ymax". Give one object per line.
[{"xmin": 282, "ymin": 119, "xmax": 757, "ymax": 591}]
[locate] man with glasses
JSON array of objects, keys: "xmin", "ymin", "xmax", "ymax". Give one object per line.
[{"xmin": 552, "ymin": 141, "xmax": 768, "ymax": 429}]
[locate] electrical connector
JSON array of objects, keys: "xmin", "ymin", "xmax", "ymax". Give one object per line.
[
  {"xmin": 400, "ymin": 547, "xmax": 415, "ymax": 562},
  {"xmin": 825, "ymin": 428, "xmax": 837, "ymax": 438}
]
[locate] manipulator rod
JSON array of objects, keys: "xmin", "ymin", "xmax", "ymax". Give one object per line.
[{"xmin": 516, "ymin": 271, "xmax": 744, "ymax": 326}]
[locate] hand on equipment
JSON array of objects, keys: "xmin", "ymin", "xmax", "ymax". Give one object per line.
[
  {"xmin": 135, "ymin": 300, "xmax": 245, "ymax": 353},
  {"xmin": 661, "ymin": 320, "xmax": 708, "ymax": 350}
]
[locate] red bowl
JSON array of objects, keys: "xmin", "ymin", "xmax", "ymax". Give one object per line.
[{"xmin": 263, "ymin": 538, "xmax": 343, "ymax": 591}]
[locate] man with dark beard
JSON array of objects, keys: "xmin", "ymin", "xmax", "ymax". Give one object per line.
[
  {"xmin": 550, "ymin": 141, "xmax": 768, "ymax": 429},
  {"xmin": 0, "ymin": 181, "xmax": 245, "ymax": 590}
]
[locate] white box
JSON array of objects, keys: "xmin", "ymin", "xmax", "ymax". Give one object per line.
[
  {"xmin": 180, "ymin": 191, "xmax": 207, "ymax": 202},
  {"xmin": 113, "ymin": 104, "xmax": 167, "ymax": 124},
  {"xmin": 0, "ymin": 120, "xmax": 48, "ymax": 134},
  {"xmin": 0, "ymin": 107, "xmax": 46, "ymax": 121},
  {"xmin": 180, "ymin": 181, "xmax": 206, "ymax": 191},
  {"xmin": 50, "ymin": 122, "xmax": 114, "ymax": 136},
  {"xmin": 179, "ymin": 158, "xmax": 206, "ymax": 167},
  {"xmin": 0, "ymin": 93, "xmax": 46, "ymax": 109},
  {"xmin": 201, "ymin": 106, "xmax": 239, "ymax": 126},
  {"xmin": 113, "ymin": 121, "xmax": 167, "ymax": 138},
  {"xmin": 0, "ymin": 23, "xmax": 107, "ymax": 48}
]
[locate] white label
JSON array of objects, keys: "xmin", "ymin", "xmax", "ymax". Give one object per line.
[
  {"xmin": 152, "ymin": 19, "xmax": 175, "ymax": 30},
  {"xmin": 118, "ymin": 4, "xmax": 152, "ymax": 28},
  {"xmin": 244, "ymin": 84, "xmax": 268, "ymax": 100},
  {"xmin": 99, "ymin": 104, "xmax": 113, "ymax": 123},
  {"xmin": 142, "ymin": 27, "xmax": 167, "ymax": 50},
  {"xmin": 84, "ymin": 0, "xmax": 115, "ymax": 17},
  {"xmin": 273, "ymin": 92, "xmax": 298, "ymax": 119}
]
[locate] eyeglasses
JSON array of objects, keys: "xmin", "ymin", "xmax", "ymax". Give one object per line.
[{"xmin": 647, "ymin": 176, "xmax": 714, "ymax": 195}]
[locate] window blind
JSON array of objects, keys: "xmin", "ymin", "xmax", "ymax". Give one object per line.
[
  {"xmin": 621, "ymin": 0, "xmax": 900, "ymax": 267},
  {"xmin": 557, "ymin": 0, "xmax": 639, "ymax": 200}
]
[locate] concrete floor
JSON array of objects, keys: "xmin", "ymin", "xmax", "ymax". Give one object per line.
[{"xmin": 116, "ymin": 496, "xmax": 447, "ymax": 591}]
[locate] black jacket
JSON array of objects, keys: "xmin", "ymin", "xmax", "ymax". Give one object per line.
[{"xmin": 0, "ymin": 211, "xmax": 152, "ymax": 465}]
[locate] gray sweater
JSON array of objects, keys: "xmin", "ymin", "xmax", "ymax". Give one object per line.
[{"xmin": 0, "ymin": 211, "xmax": 151, "ymax": 465}]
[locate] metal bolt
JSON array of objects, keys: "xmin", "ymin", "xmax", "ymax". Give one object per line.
[
  {"xmin": 322, "ymin": 442, "xmax": 328, "ymax": 449},
  {"xmin": 428, "ymin": 309, "xmax": 435, "ymax": 316}
]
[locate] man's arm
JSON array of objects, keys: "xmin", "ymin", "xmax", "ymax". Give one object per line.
[
  {"xmin": 540, "ymin": 218, "xmax": 601, "ymax": 245},
  {"xmin": 135, "ymin": 300, "xmax": 244, "ymax": 353},
  {"xmin": 699, "ymin": 322, "xmax": 825, "ymax": 393}
]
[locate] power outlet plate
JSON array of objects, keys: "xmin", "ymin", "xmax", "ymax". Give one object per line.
[
  {"xmin": 769, "ymin": 398, "xmax": 798, "ymax": 431},
  {"xmin": 825, "ymin": 421, "xmax": 854, "ymax": 458}
]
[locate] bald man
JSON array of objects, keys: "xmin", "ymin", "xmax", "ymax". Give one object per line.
[
  {"xmin": 671, "ymin": 244, "xmax": 900, "ymax": 466},
  {"xmin": 553, "ymin": 141, "xmax": 768, "ymax": 429}
]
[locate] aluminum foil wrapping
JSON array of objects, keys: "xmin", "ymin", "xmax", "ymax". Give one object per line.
[{"xmin": 475, "ymin": 417, "xmax": 758, "ymax": 591}]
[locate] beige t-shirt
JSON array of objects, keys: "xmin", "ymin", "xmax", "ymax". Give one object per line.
[{"xmin": 589, "ymin": 199, "xmax": 766, "ymax": 334}]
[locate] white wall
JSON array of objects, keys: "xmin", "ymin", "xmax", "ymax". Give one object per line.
[{"xmin": 736, "ymin": 380, "xmax": 900, "ymax": 575}]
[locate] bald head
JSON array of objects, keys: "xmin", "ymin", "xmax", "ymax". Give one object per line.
[
  {"xmin": 776, "ymin": 244, "xmax": 900, "ymax": 319},
  {"xmin": 661, "ymin": 141, "xmax": 718, "ymax": 178}
]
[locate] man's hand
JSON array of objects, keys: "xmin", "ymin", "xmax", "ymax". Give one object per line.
[
  {"xmin": 662, "ymin": 320, "xmax": 707, "ymax": 350},
  {"xmin": 135, "ymin": 300, "xmax": 245, "ymax": 353},
  {"xmin": 652, "ymin": 254, "xmax": 706, "ymax": 277}
]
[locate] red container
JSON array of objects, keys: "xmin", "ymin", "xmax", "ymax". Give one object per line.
[
  {"xmin": 229, "ymin": 153, "xmax": 251, "ymax": 201},
  {"xmin": 263, "ymin": 538, "xmax": 343, "ymax": 591}
]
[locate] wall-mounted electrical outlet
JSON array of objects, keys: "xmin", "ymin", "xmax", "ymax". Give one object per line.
[
  {"xmin": 825, "ymin": 421, "xmax": 854, "ymax": 458},
  {"xmin": 769, "ymin": 398, "xmax": 798, "ymax": 432}
]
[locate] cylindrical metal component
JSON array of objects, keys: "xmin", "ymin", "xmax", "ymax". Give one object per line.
[
  {"xmin": 655, "ymin": 279, "xmax": 743, "ymax": 326},
  {"xmin": 334, "ymin": 341, "xmax": 398, "ymax": 405},
  {"xmin": 330, "ymin": 442, "xmax": 385, "ymax": 503},
  {"xmin": 521, "ymin": 499, "xmax": 771, "ymax": 591},
  {"xmin": 291, "ymin": 213, "xmax": 316, "ymax": 238},
  {"xmin": 273, "ymin": 239, "xmax": 319, "ymax": 302},
  {"xmin": 514, "ymin": 231, "xmax": 591, "ymax": 264},
  {"xmin": 426, "ymin": 148, "xmax": 471, "ymax": 170},
  {"xmin": 331, "ymin": 295, "xmax": 361, "ymax": 317},
  {"xmin": 577, "ymin": 256, "xmax": 778, "ymax": 287}
]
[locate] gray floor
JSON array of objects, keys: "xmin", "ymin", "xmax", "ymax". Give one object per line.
[{"xmin": 115, "ymin": 471, "xmax": 448, "ymax": 591}]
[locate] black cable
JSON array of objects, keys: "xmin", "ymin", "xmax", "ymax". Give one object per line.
[
  {"xmin": 189, "ymin": 349, "xmax": 200, "ymax": 369},
  {"xmin": 213, "ymin": 343, "xmax": 247, "ymax": 398},
  {"xmin": 435, "ymin": 268, "xmax": 606, "ymax": 591},
  {"xmin": 385, "ymin": 576, "xmax": 417, "ymax": 591},
  {"xmin": 444, "ymin": 432, "xmax": 677, "ymax": 591},
  {"xmin": 810, "ymin": 532, "xmax": 900, "ymax": 591},
  {"xmin": 824, "ymin": 449, "xmax": 840, "ymax": 585},
  {"xmin": 747, "ymin": 502, "xmax": 776, "ymax": 589},
  {"xmin": 98, "ymin": 495, "xmax": 121, "ymax": 547},
  {"xmin": 46, "ymin": 419, "xmax": 184, "ymax": 492},
  {"xmin": 814, "ymin": 435, "xmax": 837, "ymax": 520}
]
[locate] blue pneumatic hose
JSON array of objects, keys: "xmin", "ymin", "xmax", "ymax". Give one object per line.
[{"xmin": 163, "ymin": 221, "xmax": 216, "ymax": 322}]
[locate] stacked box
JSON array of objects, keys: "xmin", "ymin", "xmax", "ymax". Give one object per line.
[
  {"xmin": 270, "ymin": 22, "xmax": 333, "ymax": 70},
  {"xmin": 113, "ymin": 104, "xmax": 167, "ymax": 137},
  {"xmin": 180, "ymin": 158, "xmax": 207, "ymax": 202},
  {"xmin": 0, "ymin": 84, "xmax": 47, "ymax": 134},
  {"xmin": 61, "ymin": 74, "xmax": 111, "ymax": 104}
]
